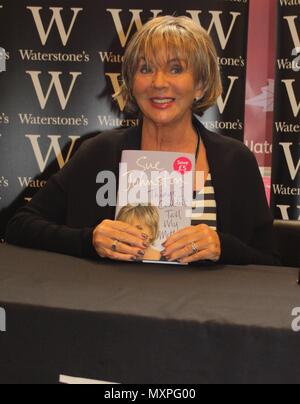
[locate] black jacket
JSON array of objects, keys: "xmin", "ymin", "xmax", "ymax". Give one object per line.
[{"xmin": 5, "ymin": 120, "xmax": 280, "ymax": 266}]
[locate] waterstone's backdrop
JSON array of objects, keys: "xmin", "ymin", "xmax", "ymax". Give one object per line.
[{"xmin": 0, "ymin": 0, "xmax": 299, "ymax": 241}]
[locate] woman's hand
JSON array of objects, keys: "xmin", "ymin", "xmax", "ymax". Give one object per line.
[
  {"xmin": 93, "ymin": 220, "xmax": 150, "ymax": 262},
  {"xmin": 162, "ymin": 224, "xmax": 221, "ymax": 264}
]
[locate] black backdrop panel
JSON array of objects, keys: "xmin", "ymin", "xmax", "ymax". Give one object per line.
[
  {"xmin": 0, "ymin": 0, "xmax": 249, "ymax": 238},
  {"xmin": 271, "ymin": 2, "xmax": 300, "ymax": 220}
]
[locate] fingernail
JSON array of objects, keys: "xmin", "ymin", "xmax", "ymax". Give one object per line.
[
  {"xmin": 138, "ymin": 250, "xmax": 145, "ymax": 257},
  {"xmin": 141, "ymin": 233, "xmax": 149, "ymax": 240},
  {"xmin": 161, "ymin": 250, "xmax": 168, "ymax": 257},
  {"xmin": 143, "ymin": 242, "xmax": 150, "ymax": 248}
]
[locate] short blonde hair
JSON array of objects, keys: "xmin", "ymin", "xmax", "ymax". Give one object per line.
[
  {"xmin": 116, "ymin": 205, "xmax": 160, "ymax": 244},
  {"xmin": 117, "ymin": 16, "xmax": 222, "ymax": 116}
]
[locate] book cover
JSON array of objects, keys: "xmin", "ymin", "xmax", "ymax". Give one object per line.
[{"xmin": 116, "ymin": 151, "xmax": 195, "ymax": 264}]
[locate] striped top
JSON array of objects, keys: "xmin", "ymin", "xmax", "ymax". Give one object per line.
[{"xmin": 191, "ymin": 174, "xmax": 217, "ymax": 231}]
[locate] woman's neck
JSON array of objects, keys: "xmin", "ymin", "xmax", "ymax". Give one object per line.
[{"xmin": 141, "ymin": 115, "xmax": 197, "ymax": 153}]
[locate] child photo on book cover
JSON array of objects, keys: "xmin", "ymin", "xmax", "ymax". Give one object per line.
[{"xmin": 116, "ymin": 205, "xmax": 161, "ymax": 261}]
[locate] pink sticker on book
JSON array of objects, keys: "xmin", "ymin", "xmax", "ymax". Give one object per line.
[{"xmin": 173, "ymin": 157, "xmax": 193, "ymax": 175}]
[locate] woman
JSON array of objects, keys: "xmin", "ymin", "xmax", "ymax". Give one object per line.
[{"xmin": 5, "ymin": 16, "xmax": 280, "ymax": 266}]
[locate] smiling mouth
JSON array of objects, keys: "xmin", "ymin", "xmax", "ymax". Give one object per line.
[{"xmin": 150, "ymin": 98, "xmax": 175, "ymax": 105}]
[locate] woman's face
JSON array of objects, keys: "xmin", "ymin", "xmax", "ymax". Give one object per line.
[{"xmin": 133, "ymin": 52, "xmax": 203, "ymax": 127}]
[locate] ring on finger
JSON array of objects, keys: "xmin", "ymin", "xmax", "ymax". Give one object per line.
[
  {"xmin": 112, "ymin": 240, "xmax": 119, "ymax": 252},
  {"xmin": 191, "ymin": 242, "xmax": 199, "ymax": 255}
]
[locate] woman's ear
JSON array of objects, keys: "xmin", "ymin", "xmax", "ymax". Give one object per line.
[{"xmin": 195, "ymin": 83, "xmax": 204, "ymax": 101}]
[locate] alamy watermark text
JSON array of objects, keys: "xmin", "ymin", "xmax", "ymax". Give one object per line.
[
  {"xmin": 0, "ymin": 47, "xmax": 6, "ymax": 72},
  {"xmin": 0, "ymin": 307, "xmax": 6, "ymax": 332}
]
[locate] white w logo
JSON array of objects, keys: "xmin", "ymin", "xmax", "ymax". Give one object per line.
[
  {"xmin": 279, "ymin": 142, "xmax": 300, "ymax": 181},
  {"xmin": 282, "ymin": 79, "xmax": 300, "ymax": 118},
  {"xmin": 284, "ymin": 15, "xmax": 300, "ymax": 49},
  {"xmin": 26, "ymin": 71, "xmax": 82, "ymax": 110},
  {"xmin": 187, "ymin": 10, "xmax": 241, "ymax": 50},
  {"xmin": 217, "ymin": 76, "xmax": 239, "ymax": 113},
  {"xmin": 107, "ymin": 9, "xmax": 163, "ymax": 47},
  {"xmin": 105, "ymin": 73, "xmax": 125, "ymax": 111},
  {"xmin": 27, "ymin": 6, "xmax": 83, "ymax": 46},
  {"xmin": 276, "ymin": 205, "xmax": 300, "ymax": 221},
  {"xmin": 26, "ymin": 135, "xmax": 80, "ymax": 172}
]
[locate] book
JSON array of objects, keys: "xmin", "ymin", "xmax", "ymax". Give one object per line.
[{"xmin": 116, "ymin": 151, "xmax": 195, "ymax": 264}]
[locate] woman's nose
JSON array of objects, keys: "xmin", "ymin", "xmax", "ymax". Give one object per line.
[{"xmin": 152, "ymin": 71, "xmax": 168, "ymax": 89}]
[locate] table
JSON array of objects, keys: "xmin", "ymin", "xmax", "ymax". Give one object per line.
[{"xmin": 0, "ymin": 244, "xmax": 299, "ymax": 384}]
